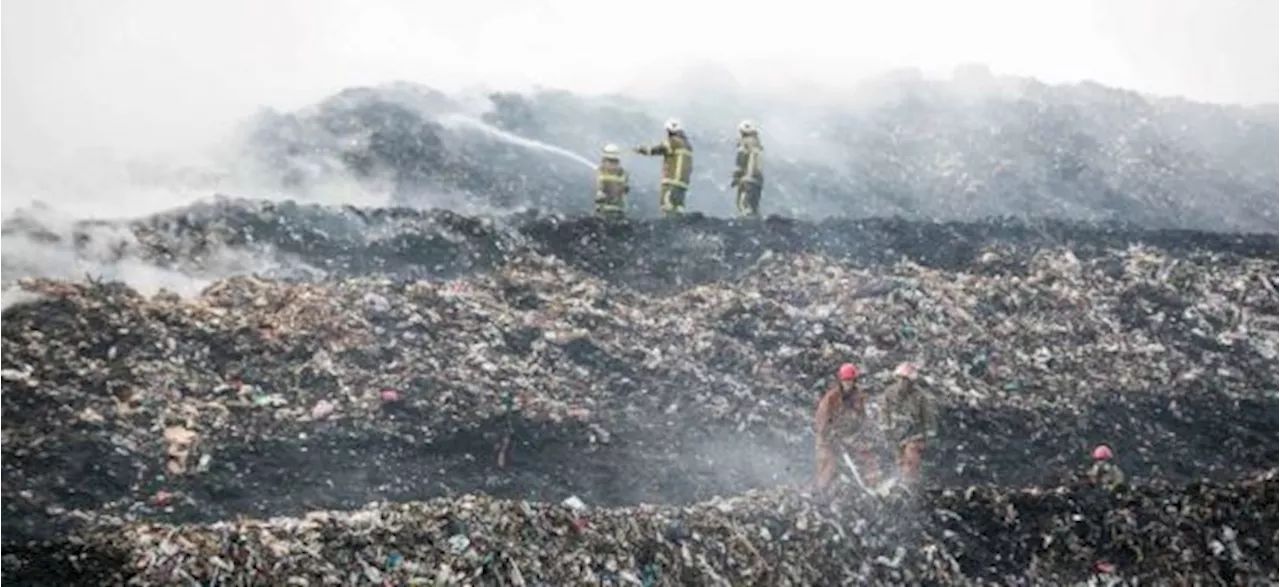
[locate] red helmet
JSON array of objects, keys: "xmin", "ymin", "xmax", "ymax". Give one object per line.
[
  {"xmin": 837, "ymin": 363, "xmax": 859, "ymax": 382},
  {"xmin": 1092, "ymin": 445, "xmax": 1113, "ymax": 461}
]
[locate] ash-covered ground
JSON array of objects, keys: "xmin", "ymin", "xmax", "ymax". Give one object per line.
[{"xmin": 2, "ymin": 200, "xmax": 1277, "ymax": 585}]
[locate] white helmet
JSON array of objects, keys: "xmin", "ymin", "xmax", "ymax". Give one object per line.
[
  {"xmin": 602, "ymin": 143, "xmax": 621, "ymax": 159},
  {"xmin": 664, "ymin": 118, "xmax": 683, "ymax": 134},
  {"xmin": 738, "ymin": 120, "xmax": 757, "ymax": 134}
]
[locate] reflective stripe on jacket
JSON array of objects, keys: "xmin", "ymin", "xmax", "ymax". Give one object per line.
[
  {"xmin": 639, "ymin": 132, "xmax": 694, "ymax": 188},
  {"xmin": 734, "ymin": 134, "xmax": 764, "ymax": 185},
  {"xmin": 595, "ymin": 160, "xmax": 629, "ymax": 206}
]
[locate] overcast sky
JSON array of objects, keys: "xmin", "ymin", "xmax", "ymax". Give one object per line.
[{"xmin": 3, "ymin": 0, "xmax": 1277, "ymax": 170}]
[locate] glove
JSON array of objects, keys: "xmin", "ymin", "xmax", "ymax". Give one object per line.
[{"xmin": 633, "ymin": 146, "xmax": 647, "ymax": 155}]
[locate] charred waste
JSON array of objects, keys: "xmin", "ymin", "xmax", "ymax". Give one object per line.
[
  {"xmin": 2, "ymin": 73, "xmax": 1279, "ymax": 585},
  {"xmin": 2, "ymin": 198, "xmax": 1278, "ymax": 585},
  {"xmin": 235, "ymin": 73, "xmax": 1279, "ymax": 231}
]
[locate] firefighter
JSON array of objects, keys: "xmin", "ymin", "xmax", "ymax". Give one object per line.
[
  {"xmin": 1088, "ymin": 444, "xmax": 1126, "ymax": 490},
  {"xmin": 881, "ymin": 362, "xmax": 938, "ymax": 487},
  {"xmin": 594, "ymin": 143, "xmax": 629, "ymax": 220},
  {"xmin": 814, "ymin": 363, "xmax": 880, "ymax": 491},
  {"xmin": 730, "ymin": 120, "xmax": 764, "ymax": 217},
  {"xmin": 634, "ymin": 118, "xmax": 694, "ymax": 217}
]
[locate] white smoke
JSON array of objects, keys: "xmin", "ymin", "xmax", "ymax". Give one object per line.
[
  {"xmin": 3, "ymin": 0, "xmax": 1274, "ymax": 293},
  {"xmin": 0, "ymin": 203, "xmax": 311, "ymax": 300}
]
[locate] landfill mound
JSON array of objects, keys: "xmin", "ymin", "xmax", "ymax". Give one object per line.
[
  {"xmin": 240, "ymin": 74, "xmax": 1279, "ymax": 230},
  {"xmin": 6, "ymin": 473, "xmax": 1277, "ymax": 586},
  {"xmin": 2, "ymin": 203, "xmax": 1278, "ymax": 584},
  {"xmin": 4, "ymin": 196, "xmax": 1278, "ymax": 288}
]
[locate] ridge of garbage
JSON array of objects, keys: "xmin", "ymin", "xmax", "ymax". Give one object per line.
[
  {"xmin": 240, "ymin": 77, "xmax": 1280, "ymax": 232},
  {"xmin": 3, "ymin": 197, "xmax": 1276, "ymax": 289},
  {"xmin": 2, "ymin": 203, "xmax": 1277, "ymax": 585},
  {"xmin": 5, "ymin": 473, "xmax": 1277, "ymax": 585}
]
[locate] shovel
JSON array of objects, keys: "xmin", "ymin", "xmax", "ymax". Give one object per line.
[
  {"xmin": 842, "ymin": 451, "xmax": 898, "ymax": 497},
  {"xmin": 841, "ymin": 452, "xmax": 878, "ymax": 497}
]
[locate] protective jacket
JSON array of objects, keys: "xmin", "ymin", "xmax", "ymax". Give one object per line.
[
  {"xmin": 732, "ymin": 134, "xmax": 764, "ymax": 186},
  {"xmin": 880, "ymin": 378, "xmax": 938, "ymax": 445},
  {"xmin": 1088, "ymin": 461, "xmax": 1126, "ymax": 489},
  {"xmin": 637, "ymin": 132, "xmax": 694, "ymax": 190},
  {"xmin": 594, "ymin": 159, "xmax": 629, "ymax": 215},
  {"xmin": 814, "ymin": 381, "xmax": 878, "ymax": 489}
]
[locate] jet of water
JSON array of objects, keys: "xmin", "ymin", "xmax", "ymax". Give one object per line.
[{"xmin": 436, "ymin": 113, "xmax": 597, "ymax": 170}]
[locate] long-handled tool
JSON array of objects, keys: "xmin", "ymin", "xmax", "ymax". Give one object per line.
[
  {"xmin": 841, "ymin": 452, "xmax": 877, "ymax": 497},
  {"xmin": 843, "ymin": 451, "xmax": 900, "ymax": 497}
]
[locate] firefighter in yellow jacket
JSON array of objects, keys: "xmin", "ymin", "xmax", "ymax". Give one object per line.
[
  {"xmin": 634, "ymin": 118, "xmax": 694, "ymax": 217},
  {"xmin": 594, "ymin": 144, "xmax": 629, "ymax": 220},
  {"xmin": 730, "ymin": 120, "xmax": 764, "ymax": 217}
]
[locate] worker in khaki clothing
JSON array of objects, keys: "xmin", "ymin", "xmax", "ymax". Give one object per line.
[
  {"xmin": 594, "ymin": 144, "xmax": 629, "ymax": 220},
  {"xmin": 730, "ymin": 120, "xmax": 764, "ymax": 217},
  {"xmin": 634, "ymin": 118, "xmax": 694, "ymax": 217},
  {"xmin": 880, "ymin": 362, "xmax": 938, "ymax": 487},
  {"xmin": 1088, "ymin": 444, "xmax": 1126, "ymax": 491}
]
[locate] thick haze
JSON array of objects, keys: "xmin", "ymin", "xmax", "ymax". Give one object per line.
[{"xmin": 2, "ymin": 0, "xmax": 1277, "ymax": 218}]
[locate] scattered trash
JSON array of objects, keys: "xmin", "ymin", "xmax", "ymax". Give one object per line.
[
  {"xmin": 447, "ymin": 534, "xmax": 470, "ymax": 554},
  {"xmin": 30, "ymin": 473, "xmax": 1278, "ymax": 585},
  {"xmin": 231, "ymin": 80, "xmax": 1276, "ymax": 234},
  {"xmin": 253, "ymin": 392, "xmax": 287, "ymax": 408},
  {"xmin": 163, "ymin": 426, "xmax": 198, "ymax": 476},
  {"xmin": 150, "ymin": 490, "xmax": 174, "ymax": 506},
  {"xmin": 310, "ymin": 399, "xmax": 335, "ymax": 420},
  {"xmin": 196, "ymin": 453, "xmax": 212, "ymax": 473},
  {"xmin": 1, "ymin": 206, "xmax": 1275, "ymax": 585}
]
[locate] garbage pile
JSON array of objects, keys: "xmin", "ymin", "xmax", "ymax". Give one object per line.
[
  {"xmin": 5, "ymin": 197, "xmax": 1277, "ymax": 289},
  {"xmin": 3, "ymin": 207, "xmax": 1277, "ymax": 584},
  {"xmin": 243, "ymin": 84, "xmax": 587, "ymax": 214},
  {"xmin": 7, "ymin": 472, "xmax": 1278, "ymax": 585},
  {"xmin": 241, "ymin": 73, "xmax": 1278, "ymax": 230}
]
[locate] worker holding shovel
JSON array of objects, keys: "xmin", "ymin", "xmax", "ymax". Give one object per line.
[{"xmin": 813, "ymin": 363, "xmax": 881, "ymax": 492}]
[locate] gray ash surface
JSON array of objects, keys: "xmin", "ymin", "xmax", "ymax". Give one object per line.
[
  {"xmin": 235, "ymin": 76, "xmax": 1279, "ymax": 232},
  {"xmin": 2, "ymin": 200, "xmax": 1277, "ymax": 585}
]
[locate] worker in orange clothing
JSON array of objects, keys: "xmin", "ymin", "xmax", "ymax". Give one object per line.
[{"xmin": 814, "ymin": 362, "xmax": 880, "ymax": 492}]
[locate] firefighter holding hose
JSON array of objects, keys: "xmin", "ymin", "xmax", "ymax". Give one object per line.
[
  {"xmin": 634, "ymin": 118, "xmax": 694, "ymax": 218},
  {"xmin": 594, "ymin": 143, "xmax": 629, "ymax": 220}
]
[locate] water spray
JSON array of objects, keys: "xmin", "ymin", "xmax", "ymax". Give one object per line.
[{"xmin": 436, "ymin": 114, "xmax": 597, "ymax": 170}]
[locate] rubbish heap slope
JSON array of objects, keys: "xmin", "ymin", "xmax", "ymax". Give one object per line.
[
  {"xmin": 3, "ymin": 209, "xmax": 1276, "ymax": 585},
  {"xmin": 240, "ymin": 74, "xmax": 1280, "ymax": 231},
  {"xmin": 7, "ymin": 473, "xmax": 1277, "ymax": 585}
]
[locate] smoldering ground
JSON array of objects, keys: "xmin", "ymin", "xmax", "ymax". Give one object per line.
[{"xmin": 2, "ymin": 205, "xmax": 1275, "ymax": 542}]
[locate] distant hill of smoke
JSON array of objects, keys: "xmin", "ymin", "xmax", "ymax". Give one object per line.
[{"xmin": 239, "ymin": 69, "xmax": 1278, "ymax": 231}]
